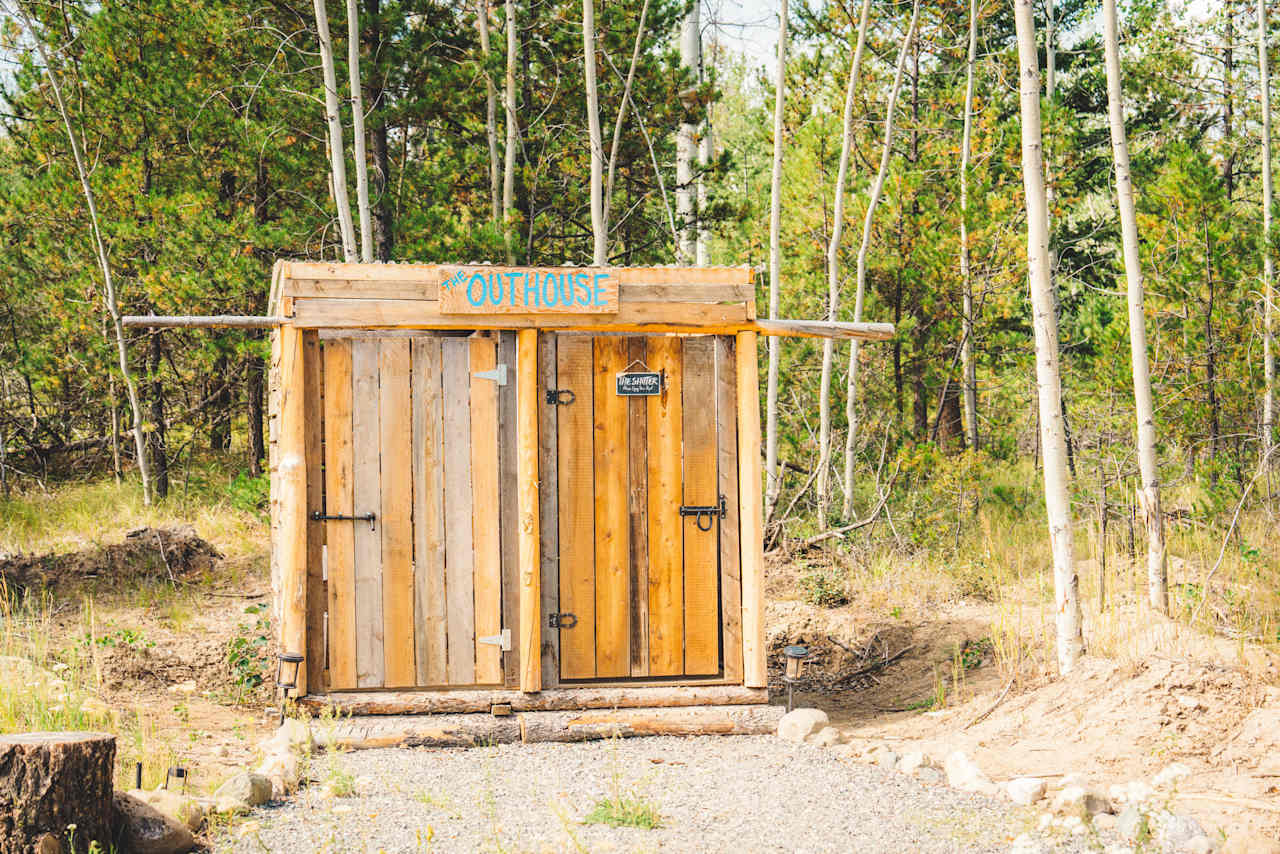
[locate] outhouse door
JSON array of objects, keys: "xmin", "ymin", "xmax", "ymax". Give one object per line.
[
  {"xmin": 319, "ymin": 332, "xmax": 513, "ymax": 691},
  {"xmin": 543, "ymin": 334, "xmax": 744, "ymax": 683}
]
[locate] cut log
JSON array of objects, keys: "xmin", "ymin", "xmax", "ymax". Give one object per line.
[
  {"xmin": 0, "ymin": 732, "xmax": 115, "ymax": 854},
  {"xmin": 519, "ymin": 704, "xmax": 785, "ymax": 743},
  {"xmin": 299, "ymin": 684, "xmax": 768, "ymax": 716},
  {"xmin": 322, "ymin": 714, "xmax": 523, "ymax": 750}
]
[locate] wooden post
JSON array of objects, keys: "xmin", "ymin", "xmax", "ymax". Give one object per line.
[
  {"xmin": 736, "ymin": 331, "xmax": 767, "ymax": 688},
  {"xmin": 278, "ymin": 325, "xmax": 309, "ymax": 696},
  {"xmin": 518, "ymin": 329, "xmax": 542, "ymax": 692}
]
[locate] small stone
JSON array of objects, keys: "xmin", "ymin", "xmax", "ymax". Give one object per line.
[
  {"xmin": 1009, "ymin": 832, "xmax": 1047, "ymax": 854},
  {"xmin": 944, "ymin": 750, "xmax": 999, "ymax": 796},
  {"xmin": 1037, "ymin": 813, "xmax": 1053, "ymax": 831},
  {"xmin": 1115, "ymin": 805, "xmax": 1147, "ymax": 841},
  {"xmin": 167, "ymin": 680, "xmax": 198, "ymax": 694},
  {"xmin": 331, "ymin": 804, "xmax": 353, "ymax": 815},
  {"xmin": 236, "ymin": 821, "xmax": 261, "ymax": 839},
  {"xmin": 1108, "ymin": 780, "xmax": 1155, "ymax": 807},
  {"xmin": 1006, "ymin": 777, "xmax": 1047, "ymax": 806},
  {"xmin": 131, "ymin": 788, "xmax": 206, "ymax": 833},
  {"xmin": 1154, "ymin": 812, "xmax": 1208, "ymax": 852},
  {"xmin": 257, "ymin": 750, "xmax": 301, "ymax": 798},
  {"xmin": 897, "ymin": 751, "xmax": 935, "ymax": 776},
  {"xmin": 777, "ymin": 708, "xmax": 829, "ymax": 743},
  {"xmin": 112, "ymin": 791, "xmax": 196, "ymax": 854},
  {"xmin": 805, "ymin": 726, "xmax": 842, "ymax": 747},
  {"xmin": 214, "ymin": 771, "xmax": 273, "ymax": 808},
  {"xmin": 915, "ymin": 767, "xmax": 944, "ymax": 785},
  {"xmin": 1221, "ymin": 830, "xmax": 1280, "ymax": 854},
  {"xmin": 277, "ymin": 718, "xmax": 313, "ymax": 754},
  {"xmin": 1093, "ymin": 813, "xmax": 1118, "ymax": 832},
  {"xmin": 1153, "ymin": 762, "xmax": 1192, "ymax": 789},
  {"xmin": 1050, "ymin": 785, "xmax": 1112, "ymax": 816}
]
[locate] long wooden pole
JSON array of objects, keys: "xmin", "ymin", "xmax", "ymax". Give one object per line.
[
  {"xmin": 517, "ymin": 329, "xmax": 542, "ymax": 692},
  {"xmin": 278, "ymin": 325, "xmax": 309, "ymax": 696},
  {"xmin": 737, "ymin": 331, "xmax": 766, "ymax": 688}
]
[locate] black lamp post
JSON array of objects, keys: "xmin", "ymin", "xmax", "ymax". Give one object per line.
[
  {"xmin": 783, "ymin": 645, "xmax": 809, "ymax": 712},
  {"xmin": 276, "ymin": 652, "xmax": 304, "ymax": 723}
]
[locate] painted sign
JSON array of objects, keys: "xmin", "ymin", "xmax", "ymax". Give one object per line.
[
  {"xmin": 439, "ymin": 266, "xmax": 619, "ymax": 314},
  {"xmin": 616, "ymin": 371, "xmax": 662, "ymax": 396}
]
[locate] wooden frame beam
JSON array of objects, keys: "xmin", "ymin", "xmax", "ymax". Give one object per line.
[
  {"xmin": 517, "ymin": 329, "xmax": 542, "ymax": 692},
  {"xmin": 277, "ymin": 325, "xmax": 309, "ymax": 696},
  {"xmin": 736, "ymin": 331, "xmax": 767, "ymax": 688}
]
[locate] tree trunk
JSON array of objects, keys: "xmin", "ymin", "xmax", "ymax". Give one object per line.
[
  {"xmin": 960, "ymin": 0, "xmax": 979, "ymax": 450},
  {"xmin": 347, "ymin": 0, "xmax": 374, "ymax": 262},
  {"xmin": 1262, "ymin": 0, "xmax": 1276, "ymax": 466},
  {"xmin": 676, "ymin": 0, "xmax": 700, "ymax": 264},
  {"xmin": 583, "ymin": 0, "xmax": 607, "ymax": 265},
  {"xmin": 210, "ymin": 353, "xmax": 232, "ymax": 452},
  {"xmin": 0, "ymin": 733, "xmax": 116, "ymax": 854},
  {"xmin": 247, "ymin": 346, "xmax": 265, "ymax": 476},
  {"xmin": 1103, "ymin": 0, "xmax": 1168, "ymax": 613},
  {"xmin": 1226, "ymin": 0, "xmax": 1237, "ymax": 201},
  {"xmin": 764, "ymin": 0, "xmax": 789, "ymax": 519},
  {"xmin": 603, "ymin": 0, "xmax": 652, "ymax": 247},
  {"xmin": 366, "ymin": 0, "xmax": 393, "ymax": 261},
  {"xmin": 313, "ymin": 0, "xmax": 358, "ymax": 261},
  {"xmin": 502, "ymin": 0, "xmax": 519, "ymax": 263},
  {"xmin": 814, "ymin": 0, "xmax": 872, "ymax": 524},
  {"xmin": 1013, "ymin": 0, "xmax": 1083, "ymax": 673},
  {"xmin": 839, "ymin": 0, "xmax": 920, "ymax": 517},
  {"xmin": 478, "ymin": 0, "xmax": 501, "ymax": 227},
  {"xmin": 148, "ymin": 329, "xmax": 169, "ymax": 500}
]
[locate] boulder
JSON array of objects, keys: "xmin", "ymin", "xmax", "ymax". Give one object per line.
[
  {"xmin": 1050, "ymin": 785, "xmax": 1112, "ymax": 816},
  {"xmin": 805, "ymin": 726, "xmax": 842, "ymax": 748},
  {"xmin": 1115, "ymin": 805, "xmax": 1147, "ymax": 841},
  {"xmin": 257, "ymin": 750, "xmax": 301, "ymax": 798},
  {"xmin": 1006, "ymin": 777, "xmax": 1047, "ymax": 806},
  {"xmin": 1221, "ymin": 830, "xmax": 1280, "ymax": 854},
  {"xmin": 213, "ymin": 771, "xmax": 273, "ymax": 810},
  {"xmin": 1108, "ymin": 780, "xmax": 1155, "ymax": 808},
  {"xmin": 944, "ymin": 750, "xmax": 998, "ymax": 796},
  {"xmin": 897, "ymin": 751, "xmax": 935, "ymax": 776},
  {"xmin": 777, "ymin": 708, "xmax": 828, "ymax": 743},
  {"xmin": 864, "ymin": 744, "xmax": 899, "ymax": 771},
  {"xmin": 112, "ymin": 792, "xmax": 196, "ymax": 854},
  {"xmin": 1153, "ymin": 762, "xmax": 1192, "ymax": 789},
  {"xmin": 1153, "ymin": 812, "xmax": 1209, "ymax": 853},
  {"xmin": 129, "ymin": 789, "xmax": 205, "ymax": 833}
]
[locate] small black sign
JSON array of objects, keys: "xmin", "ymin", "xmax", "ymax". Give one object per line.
[{"xmin": 616, "ymin": 371, "xmax": 662, "ymax": 396}]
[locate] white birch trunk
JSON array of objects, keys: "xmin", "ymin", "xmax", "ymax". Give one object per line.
[
  {"xmin": 347, "ymin": 0, "xmax": 373, "ymax": 262},
  {"xmin": 603, "ymin": 0, "xmax": 653, "ymax": 245},
  {"xmin": 838, "ymin": 0, "xmax": 920, "ymax": 518},
  {"xmin": 676, "ymin": 1, "xmax": 700, "ymax": 263},
  {"xmin": 503, "ymin": 0, "xmax": 519, "ymax": 263},
  {"xmin": 1261, "ymin": 0, "xmax": 1276, "ymax": 465},
  {"xmin": 1014, "ymin": 0, "xmax": 1083, "ymax": 673},
  {"xmin": 478, "ymin": 0, "xmax": 502, "ymax": 227},
  {"xmin": 960, "ymin": 0, "xmax": 979, "ymax": 450},
  {"xmin": 583, "ymin": 0, "xmax": 607, "ymax": 265},
  {"xmin": 814, "ymin": 0, "xmax": 873, "ymax": 522},
  {"xmin": 764, "ymin": 0, "xmax": 789, "ymax": 517},
  {"xmin": 314, "ymin": 0, "xmax": 358, "ymax": 261},
  {"xmin": 697, "ymin": 121, "xmax": 712, "ymax": 266},
  {"xmin": 20, "ymin": 8, "xmax": 152, "ymax": 504},
  {"xmin": 1103, "ymin": 0, "xmax": 1168, "ymax": 613}
]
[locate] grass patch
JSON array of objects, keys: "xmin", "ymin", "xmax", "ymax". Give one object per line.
[{"xmin": 583, "ymin": 794, "xmax": 662, "ymax": 829}]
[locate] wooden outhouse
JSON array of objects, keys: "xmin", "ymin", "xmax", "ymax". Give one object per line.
[{"xmin": 260, "ymin": 261, "xmax": 891, "ymax": 735}]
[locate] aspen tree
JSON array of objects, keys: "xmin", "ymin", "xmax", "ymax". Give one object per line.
[
  {"xmin": 677, "ymin": 1, "xmax": 700, "ymax": 264},
  {"xmin": 347, "ymin": 0, "xmax": 373, "ymax": 262},
  {"xmin": 478, "ymin": 0, "xmax": 502, "ymax": 226},
  {"xmin": 960, "ymin": 0, "xmax": 979, "ymax": 450},
  {"xmin": 764, "ymin": 0, "xmax": 789, "ymax": 518},
  {"xmin": 503, "ymin": 0, "xmax": 519, "ymax": 263},
  {"xmin": 313, "ymin": 0, "xmax": 358, "ymax": 261},
  {"xmin": 583, "ymin": 0, "xmax": 606, "ymax": 265},
  {"xmin": 1261, "ymin": 0, "xmax": 1276, "ymax": 467}
]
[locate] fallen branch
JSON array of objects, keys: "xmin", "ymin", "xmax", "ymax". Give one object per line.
[
  {"xmin": 846, "ymin": 645, "xmax": 913, "ymax": 680},
  {"xmin": 799, "ymin": 463, "xmax": 898, "ymax": 548},
  {"xmin": 963, "ymin": 672, "xmax": 1016, "ymax": 730}
]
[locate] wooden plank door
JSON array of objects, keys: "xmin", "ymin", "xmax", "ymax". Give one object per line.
[
  {"xmin": 550, "ymin": 334, "xmax": 740, "ymax": 682},
  {"xmin": 319, "ymin": 333, "xmax": 507, "ymax": 690}
]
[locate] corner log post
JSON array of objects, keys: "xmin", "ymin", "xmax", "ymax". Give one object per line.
[
  {"xmin": 517, "ymin": 328, "xmax": 542, "ymax": 692},
  {"xmin": 277, "ymin": 325, "xmax": 308, "ymax": 696},
  {"xmin": 736, "ymin": 331, "xmax": 767, "ymax": 688},
  {"xmin": 299, "ymin": 684, "xmax": 769, "ymax": 716}
]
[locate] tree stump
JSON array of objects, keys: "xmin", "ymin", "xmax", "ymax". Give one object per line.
[{"xmin": 0, "ymin": 732, "xmax": 116, "ymax": 853}]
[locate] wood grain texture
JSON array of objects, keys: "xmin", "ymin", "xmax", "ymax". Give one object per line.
[
  {"xmin": 556, "ymin": 336, "xmax": 596, "ymax": 680},
  {"xmin": 379, "ymin": 340, "xmax": 415, "ymax": 687},
  {"xmin": 537, "ymin": 334, "xmax": 561, "ymax": 688},
  {"xmin": 411, "ymin": 337, "xmax": 447, "ymax": 686},
  {"xmin": 439, "ymin": 268, "xmax": 618, "ymax": 314},
  {"xmin": 681, "ymin": 338, "xmax": 720, "ymax": 676},
  {"xmin": 302, "ymin": 333, "xmax": 327, "ymax": 693},
  {"xmin": 290, "ymin": 298, "xmax": 749, "ymax": 330},
  {"xmin": 519, "ymin": 704, "xmax": 784, "ymax": 743},
  {"xmin": 646, "ymin": 337, "xmax": 684, "ymax": 677},
  {"xmin": 299, "ymin": 685, "xmax": 769, "ymax": 715},
  {"xmin": 715, "ymin": 336, "xmax": 743, "ymax": 683},
  {"xmin": 441, "ymin": 338, "xmax": 476, "ymax": 685},
  {"xmin": 736, "ymin": 332, "xmax": 767, "ymax": 688},
  {"xmin": 470, "ymin": 335, "xmax": 503, "ymax": 685},
  {"xmin": 322, "ymin": 340, "xmax": 356, "ymax": 690},
  {"xmin": 592, "ymin": 337, "xmax": 630, "ymax": 679},
  {"xmin": 517, "ymin": 329, "xmax": 542, "ymax": 693},
  {"xmin": 351, "ymin": 339, "xmax": 384, "ymax": 688},
  {"xmin": 277, "ymin": 325, "xmax": 309, "ymax": 696},
  {"xmin": 497, "ymin": 333, "xmax": 520, "ymax": 687},
  {"xmin": 626, "ymin": 337, "xmax": 650, "ymax": 678}
]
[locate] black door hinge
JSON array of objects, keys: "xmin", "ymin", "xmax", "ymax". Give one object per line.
[
  {"xmin": 545, "ymin": 389, "xmax": 576, "ymax": 406},
  {"xmin": 310, "ymin": 511, "xmax": 377, "ymax": 531},
  {"xmin": 679, "ymin": 495, "xmax": 727, "ymax": 531},
  {"xmin": 548, "ymin": 612, "xmax": 578, "ymax": 629}
]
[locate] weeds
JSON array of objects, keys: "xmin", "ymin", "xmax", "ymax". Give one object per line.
[
  {"xmin": 226, "ymin": 603, "xmax": 271, "ymax": 703},
  {"xmin": 583, "ymin": 795, "xmax": 663, "ymax": 829}
]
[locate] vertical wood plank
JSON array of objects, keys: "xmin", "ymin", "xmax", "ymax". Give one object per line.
[
  {"xmin": 716, "ymin": 336, "xmax": 743, "ymax": 683},
  {"xmin": 442, "ymin": 338, "xmax": 476, "ymax": 684},
  {"xmin": 471, "ymin": 335, "xmax": 504, "ymax": 685},
  {"xmin": 379, "ymin": 339, "xmax": 415, "ymax": 687},
  {"xmin": 322, "ymin": 339, "xmax": 356, "ymax": 690},
  {"xmin": 647, "ymin": 336, "xmax": 684, "ymax": 677},
  {"xmin": 498, "ymin": 332, "xmax": 521, "ymax": 687},
  {"xmin": 537, "ymin": 334, "xmax": 561, "ymax": 688},
  {"xmin": 517, "ymin": 329, "xmax": 542, "ymax": 693},
  {"xmin": 351, "ymin": 340, "xmax": 384, "ymax": 687},
  {"xmin": 557, "ymin": 335, "xmax": 596, "ymax": 680},
  {"xmin": 626, "ymin": 337, "xmax": 650, "ymax": 678},
  {"xmin": 593, "ymin": 337, "xmax": 630, "ymax": 678},
  {"xmin": 682, "ymin": 337, "xmax": 720, "ymax": 675},
  {"xmin": 277, "ymin": 325, "xmax": 308, "ymax": 696},
  {"xmin": 737, "ymin": 331, "xmax": 767, "ymax": 688},
  {"xmin": 412, "ymin": 337, "xmax": 447, "ymax": 686},
  {"xmin": 303, "ymin": 332, "xmax": 327, "ymax": 693}
]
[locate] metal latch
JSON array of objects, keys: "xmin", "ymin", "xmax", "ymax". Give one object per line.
[
  {"xmin": 310, "ymin": 511, "xmax": 377, "ymax": 531},
  {"xmin": 545, "ymin": 389, "xmax": 576, "ymax": 405},
  {"xmin": 679, "ymin": 495, "xmax": 727, "ymax": 531},
  {"xmin": 478, "ymin": 628, "xmax": 512, "ymax": 650},
  {"xmin": 475, "ymin": 364, "xmax": 508, "ymax": 385},
  {"xmin": 548, "ymin": 612, "xmax": 578, "ymax": 629}
]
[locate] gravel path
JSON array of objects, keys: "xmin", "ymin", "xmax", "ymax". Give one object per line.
[{"xmin": 216, "ymin": 736, "xmax": 1102, "ymax": 853}]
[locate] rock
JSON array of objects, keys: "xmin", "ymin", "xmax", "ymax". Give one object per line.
[
  {"xmin": 1221, "ymin": 830, "xmax": 1280, "ymax": 854},
  {"xmin": 278, "ymin": 717, "xmax": 313, "ymax": 752},
  {"xmin": 1006, "ymin": 777, "xmax": 1047, "ymax": 806},
  {"xmin": 167, "ymin": 680, "xmax": 198, "ymax": 695},
  {"xmin": 213, "ymin": 771, "xmax": 273, "ymax": 809},
  {"xmin": 1050, "ymin": 785, "xmax": 1112, "ymax": 816},
  {"xmin": 112, "ymin": 792, "xmax": 196, "ymax": 854},
  {"xmin": 805, "ymin": 726, "xmax": 841, "ymax": 747},
  {"xmin": 944, "ymin": 751, "xmax": 999, "ymax": 796},
  {"xmin": 1154, "ymin": 762, "xmax": 1192, "ymax": 789},
  {"xmin": 331, "ymin": 804, "xmax": 353, "ymax": 815},
  {"xmin": 1115, "ymin": 805, "xmax": 1148, "ymax": 841},
  {"xmin": 915, "ymin": 767, "xmax": 944, "ymax": 785},
  {"xmin": 1108, "ymin": 780, "xmax": 1155, "ymax": 807},
  {"xmin": 1093, "ymin": 813, "xmax": 1118, "ymax": 832},
  {"xmin": 130, "ymin": 788, "xmax": 206, "ymax": 833},
  {"xmin": 1009, "ymin": 832, "xmax": 1047, "ymax": 854},
  {"xmin": 897, "ymin": 751, "xmax": 935, "ymax": 776},
  {"xmin": 1154, "ymin": 812, "xmax": 1209, "ymax": 853},
  {"xmin": 777, "ymin": 708, "xmax": 828, "ymax": 743},
  {"xmin": 257, "ymin": 750, "xmax": 301, "ymax": 798},
  {"xmin": 863, "ymin": 744, "xmax": 899, "ymax": 771}
]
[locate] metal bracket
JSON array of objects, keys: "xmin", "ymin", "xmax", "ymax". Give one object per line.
[
  {"xmin": 548, "ymin": 612, "xmax": 578, "ymax": 629},
  {"xmin": 478, "ymin": 628, "xmax": 512, "ymax": 650},
  {"xmin": 310, "ymin": 511, "xmax": 376, "ymax": 531},
  {"xmin": 679, "ymin": 495, "xmax": 727, "ymax": 531},
  {"xmin": 545, "ymin": 389, "xmax": 576, "ymax": 406},
  {"xmin": 475, "ymin": 364, "xmax": 508, "ymax": 386}
]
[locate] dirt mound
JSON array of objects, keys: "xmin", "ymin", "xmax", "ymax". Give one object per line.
[{"xmin": 0, "ymin": 525, "xmax": 222, "ymax": 594}]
